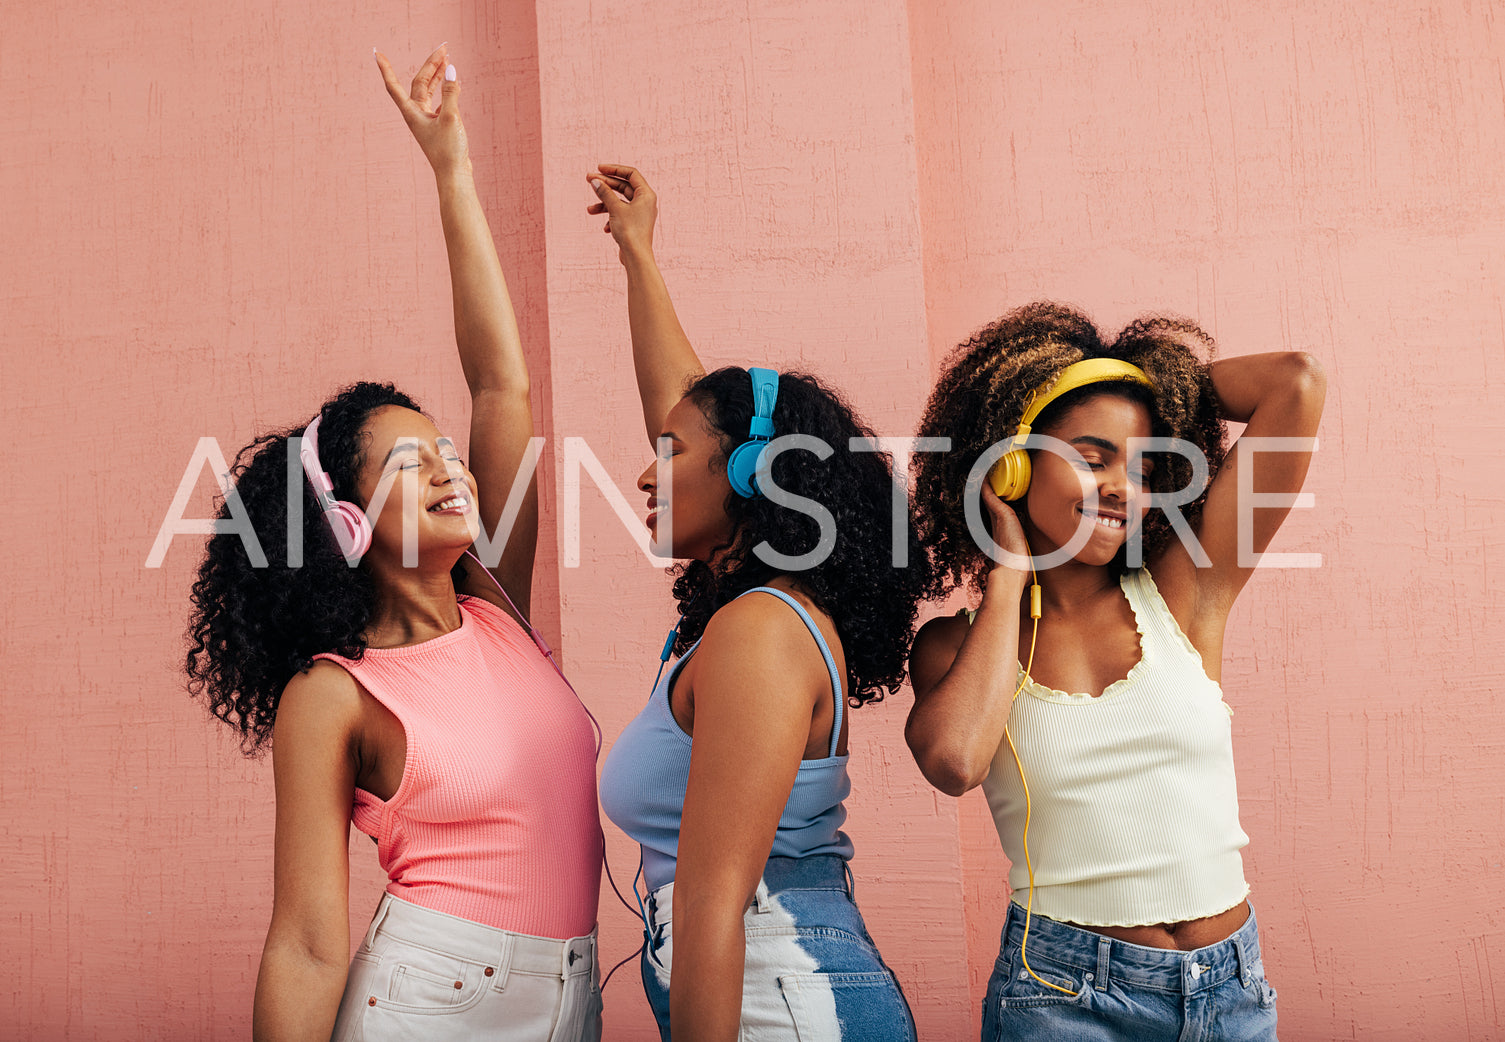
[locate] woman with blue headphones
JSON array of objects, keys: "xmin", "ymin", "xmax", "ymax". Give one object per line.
[
  {"xmin": 585, "ymin": 166, "xmax": 926, "ymax": 1041},
  {"xmin": 905, "ymin": 303, "xmax": 1325, "ymax": 1040},
  {"xmin": 186, "ymin": 48, "xmax": 605, "ymax": 1041}
]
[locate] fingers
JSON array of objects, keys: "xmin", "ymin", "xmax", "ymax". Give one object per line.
[
  {"xmin": 374, "ymin": 50, "xmax": 414, "ymax": 114},
  {"xmin": 410, "ymin": 44, "xmax": 448, "ymax": 112},
  {"xmin": 980, "ymin": 483, "xmax": 1020, "ymax": 532},
  {"xmin": 587, "ymin": 175, "xmax": 624, "ymax": 214},
  {"xmin": 597, "ymin": 163, "xmax": 650, "ymax": 198},
  {"xmin": 439, "ymin": 61, "xmax": 460, "ymax": 117}
]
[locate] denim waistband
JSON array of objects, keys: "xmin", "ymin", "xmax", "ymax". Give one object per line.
[
  {"xmin": 759, "ymin": 854, "xmax": 851, "ymax": 891},
  {"xmin": 645, "ymin": 855, "xmax": 853, "ymax": 930},
  {"xmin": 1002, "ymin": 901, "xmax": 1262, "ymax": 997},
  {"xmin": 363, "ymin": 893, "xmax": 598, "ymax": 983}
]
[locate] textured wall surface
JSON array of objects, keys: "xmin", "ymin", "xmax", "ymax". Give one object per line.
[{"xmin": 2, "ymin": 0, "xmax": 1500, "ymax": 1039}]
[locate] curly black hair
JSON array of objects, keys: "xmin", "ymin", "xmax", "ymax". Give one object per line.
[
  {"xmin": 184, "ymin": 382, "xmax": 462, "ymax": 756},
  {"xmin": 666, "ymin": 367, "xmax": 934, "ymax": 708},
  {"xmin": 912, "ymin": 302, "xmax": 1227, "ymax": 598}
]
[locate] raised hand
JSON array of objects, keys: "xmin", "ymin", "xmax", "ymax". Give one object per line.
[
  {"xmin": 979, "ymin": 482, "xmax": 1033, "ymax": 578},
  {"xmin": 376, "ymin": 45, "xmax": 470, "ymax": 179},
  {"xmin": 586, "ymin": 164, "xmax": 659, "ymax": 263}
]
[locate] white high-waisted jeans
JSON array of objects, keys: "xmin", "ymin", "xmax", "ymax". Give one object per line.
[{"xmin": 331, "ymin": 893, "xmax": 602, "ymax": 1042}]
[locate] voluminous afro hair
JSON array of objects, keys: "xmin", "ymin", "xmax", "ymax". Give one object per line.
[
  {"xmin": 670, "ymin": 367, "xmax": 934, "ymax": 708},
  {"xmin": 184, "ymin": 382, "xmax": 459, "ymax": 755},
  {"xmin": 912, "ymin": 302, "xmax": 1227, "ymax": 598}
]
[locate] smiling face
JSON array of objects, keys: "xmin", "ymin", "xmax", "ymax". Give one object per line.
[
  {"xmin": 636, "ymin": 396, "xmax": 737, "ymax": 562},
  {"xmin": 1022, "ymin": 392, "xmax": 1155, "ymax": 568},
  {"xmin": 351, "ymin": 405, "xmax": 479, "ymax": 564}
]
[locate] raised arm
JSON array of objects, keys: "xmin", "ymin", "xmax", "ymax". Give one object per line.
[
  {"xmin": 586, "ymin": 165, "xmax": 705, "ymax": 444},
  {"xmin": 1154, "ymin": 351, "xmax": 1327, "ymax": 623},
  {"xmin": 378, "ymin": 47, "xmax": 539, "ymax": 618},
  {"xmin": 252, "ymin": 665, "xmax": 360, "ymax": 1042},
  {"xmin": 906, "ymin": 487, "xmax": 1030, "ymax": 796}
]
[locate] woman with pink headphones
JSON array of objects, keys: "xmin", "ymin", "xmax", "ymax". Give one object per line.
[{"xmin": 186, "ymin": 48, "xmax": 603, "ymax": 1041}]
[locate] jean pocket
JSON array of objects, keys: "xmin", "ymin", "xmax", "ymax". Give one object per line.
[
  {"xmin": 779, "ymin": 972, "xmax": 915, "ymax": 1041},
  {"xmin": 997, "ymin": 952, "xmax": 1086, "ymax": 1009},
  {"xmin": 366, "ymin": 941, "xmax": 493, "ymax": 1016}
]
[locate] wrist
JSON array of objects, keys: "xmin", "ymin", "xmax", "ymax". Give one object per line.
[
  {"xmin": 434, "ymin": 161, "xmax": 476, "ymax": 193},
  {"xmin": 619, "ymin": 240, "xmax": 658, "ymax": 271},
  {"xmin": 980, "ymin": 567, "xmax": 1029, "ymax": 602}
]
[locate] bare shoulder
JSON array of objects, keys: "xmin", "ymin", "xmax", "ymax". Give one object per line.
[
  {"xmin": 909, "ymin": 612, "xmax": 971, "ymax": 699},
  {"xmin": 275, "ymin": 660, "xmax": 365, "ymax": 743},
  {"xmin": 693, "ymin": 588, "xmax": 831, "ymax": 692},
  {"xmin": 700, "ymin": 588, "xmax": 825, "ymax": 653}
]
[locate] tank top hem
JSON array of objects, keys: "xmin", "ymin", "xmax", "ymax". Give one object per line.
[{"xmin": 1009, "ymin": 882, "xmax": 1251, "ymax": 930}]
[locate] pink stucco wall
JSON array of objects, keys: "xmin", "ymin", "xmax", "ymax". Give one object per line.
[{"xmin": 2, "ymin": 1, "xmax": 1501, "ymax": 1039}]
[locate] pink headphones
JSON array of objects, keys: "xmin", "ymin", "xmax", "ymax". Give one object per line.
[{"xmin": 300, "ymin": 414, "xmax": 374, "ymax": 559}]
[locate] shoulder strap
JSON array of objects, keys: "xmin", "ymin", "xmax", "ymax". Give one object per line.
[{"xmin": 735, "ymin": 587, "xmax": 845, "ymax": 758}]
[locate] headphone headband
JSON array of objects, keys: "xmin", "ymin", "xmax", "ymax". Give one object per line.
[
  {"xmin": 728, "ymin": 367, "xmax": 781, "ymax": 498},
  {"xmin": 988, "ymin": 357, "xmax": 1156, "ymax": 501},
  {"xmin": 299, "ymin": 416, "xmax": 339, "ymax": 513},
  {"xmin": 1016, "ymin": 358, "xmax": 1155, "ymax": 437},
  {"xmin": 747, "ymin": 367, "xmax": 779, "ymax": 439},
  {"xmin": 300, "ymin": 413, "xmax": 374, "ymax": 559}
]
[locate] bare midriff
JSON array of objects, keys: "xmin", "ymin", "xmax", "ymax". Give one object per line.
[{"xmin": 1071, "ymin": 899, "xmax": 1250, "ymax": 951}]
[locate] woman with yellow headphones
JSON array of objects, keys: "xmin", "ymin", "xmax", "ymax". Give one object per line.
[{"xmin": 906, "ymin": 302, "xmax": 1325, "ymax": 1040}]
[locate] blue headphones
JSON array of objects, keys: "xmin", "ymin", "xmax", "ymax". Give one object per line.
[{"xmin": 726, "ymin": 367, "xmax": 781, "ymax": 498}]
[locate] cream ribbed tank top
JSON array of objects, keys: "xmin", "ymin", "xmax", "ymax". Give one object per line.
[{"xmin": 977, "ymin": 567, "xmax": 1250, "ymax": 928}]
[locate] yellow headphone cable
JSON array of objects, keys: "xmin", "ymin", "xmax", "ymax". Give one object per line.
[{"xmin": 1003, "ymin": 566, "xmax": 1080, "ymax": 997}]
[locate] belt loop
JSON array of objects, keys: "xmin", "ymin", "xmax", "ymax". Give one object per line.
[
  {"xmin": 753, "ymin": 879, "xmax": 772, "ymax": 914},
  {"xmin": 1233, "ymin": 932, "xmax": 1252, "ymax": 987},
  {"xmin": 361, "ymin": 893, "xmax": 393, "ymax": 952},
  {"xmin": 561, "ymin": 934, "xmax": 589, "ymax": 981},
  {"xmin": 492, "ymin": 932, "xmax": 514, "ymax": 992},
  {"xmin": 843, "ymin": 860, "xmax": 855, "ymax": 900},
  {"xmin": 1095, "ymin": 937, "xmax": 1111, "ymax": 992}
]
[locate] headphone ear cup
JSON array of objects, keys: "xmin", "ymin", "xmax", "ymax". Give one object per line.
[
  {"xmin": 726, "ymin": 440, "xmax": 765, "ymax": 498},
  {"xmin": 324, "ymin": 503, "xmax": 373, "ymax": 559},
  {"xmin": 988, "ymin": 449, "xmax": 1032, "ymax": 502}
]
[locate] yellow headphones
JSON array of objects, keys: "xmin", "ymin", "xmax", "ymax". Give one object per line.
[{"xmin": 987, "ymin": 358, "xmax": 1156, "ymax": 500}]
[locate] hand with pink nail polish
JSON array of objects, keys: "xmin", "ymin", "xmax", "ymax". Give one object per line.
[{"xmin": 375, "ymin": 44, "xmax": 470, "ymax": 179}]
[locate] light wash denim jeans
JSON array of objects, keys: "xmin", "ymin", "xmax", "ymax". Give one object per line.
[
  {"xmin": 331, "ymin": 893, "xmax": 602, "ymax": 1042},
  {"xmin": 642, "ymin": 855, "xmax": 917, "ymax": 1041},
  {"xmin": 983, "ymin": 901, "xmax": 1278, "ymax": 1042}
]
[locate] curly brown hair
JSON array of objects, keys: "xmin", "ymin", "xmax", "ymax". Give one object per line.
[{"xmin": 912, "ymin": 302, "xmax": 1227, "ymax": 598}]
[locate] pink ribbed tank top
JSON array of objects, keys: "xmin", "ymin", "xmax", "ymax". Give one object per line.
[{"xmin": 313, "ymin": 595, "xmax": 602, "ymax": 939}]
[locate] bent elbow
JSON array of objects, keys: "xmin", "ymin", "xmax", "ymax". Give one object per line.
[
  {"xmin": 1286, "ymin": 352, "xmax": 1327, "ymax": 397},
  {"xmin": 929, "ymin": 759, "xmax": 990, "ymax": 798},
  {"xmin": 908, "ymin": 734, "xmax": 990, "ymax": 797}
]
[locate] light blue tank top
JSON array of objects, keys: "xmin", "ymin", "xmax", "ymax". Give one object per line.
[{"xmin": 600, "ymin": 587, "xmax": 855, "ymax": 891}]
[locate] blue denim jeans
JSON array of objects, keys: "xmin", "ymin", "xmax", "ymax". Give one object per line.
[
  {"xmin": 983, "ymin": 901, "xmax": 1278, "ymax": 1042},
  {"xmin": 642, "ymin": 855, "xmax": 917, "ymax": 1041}
]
